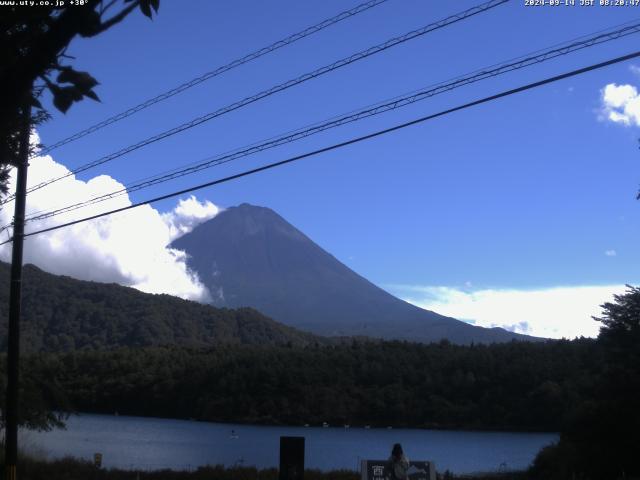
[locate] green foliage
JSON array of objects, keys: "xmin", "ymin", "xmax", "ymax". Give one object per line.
[
  {"xmin": 0, "ymin": 355, "xmax": 69, "ymax": 432},
  {"xmin": 595, "ymin": 285, "xmax": 640, "ymax": 342},
  {"xmin": 0, "ymin": 263, "xmax": 322, "ymax": 352},
  {"xmin": 12, "ymin": 339, "xmax": 599, "ymax": 432}
]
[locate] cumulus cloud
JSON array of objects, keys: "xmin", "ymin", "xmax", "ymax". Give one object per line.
[
  {"xmin": 162, "ymin": 195, "xmax": 220, "ymax": 241},
  {"xmin": 605, "ymin": 249, "xmax": 617, "ymax": 257},
  {"xmin": 388, "ymin": 284, "xmax": 628, "ymax": 339},
  {"xmin": 0, "ymin": 134, "xmax": 219, "ymax": 302},
  {"xmin": 600, "ymin": 83, "xmax": 640, "ymax": 126}
]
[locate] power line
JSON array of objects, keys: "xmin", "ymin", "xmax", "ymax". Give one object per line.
[
  {"xmin": 35, "ymin": 0, "xmax": 391, "ymax": 158},
  {"xmin": 15, "ymin": 20, "xmax": 640, "ymax": 226},
  {"xmin": 3, "ymin": 49, "xmax": 638, "ymax": 246},
  {"xmin": 4, "ymin": 0, "xmax": 509, "ymax": 205}
]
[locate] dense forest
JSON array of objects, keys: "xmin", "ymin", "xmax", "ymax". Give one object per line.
[
  {"xmin": 10, "ymin": 338, "xmax": 598, "ymax": 432},
  {"xmin": 0, "ymin": 263, "xmax": 323, "ymax": 351}
]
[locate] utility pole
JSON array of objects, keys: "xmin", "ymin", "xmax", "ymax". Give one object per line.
[{"xmin": 4, "ymin": 96, "xmax": 32, "ymax": 480}]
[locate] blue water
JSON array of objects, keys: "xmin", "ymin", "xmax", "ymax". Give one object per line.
[{"xmin": 21, "ymin": 414, "xmax": 557, "ymax": 474}]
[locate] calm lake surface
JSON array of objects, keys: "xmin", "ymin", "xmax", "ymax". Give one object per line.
[{"xmin": 22, "ymin": 414, "xmax": 557, "ymax": 474}]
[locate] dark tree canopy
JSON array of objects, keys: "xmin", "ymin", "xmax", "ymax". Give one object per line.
[
  {"xmin": 0, "ymin": 0, "xmax": 159, "ymax": 195},
  {"xmin": 595, "ymin": 285, "xmax": 640, "ymax": 342},
  {"xmin": 532, "ymin": 285, "xmax": 640, "ymax": 479}
]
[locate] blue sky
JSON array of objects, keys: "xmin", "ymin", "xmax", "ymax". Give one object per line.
[{"xmin": 10, "ymin": 0, "xmax": 640, "ymax": 338}]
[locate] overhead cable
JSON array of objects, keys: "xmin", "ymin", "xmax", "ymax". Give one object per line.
[
  {"xmin": 3, "ymin": 48, "xmax": 638, "ymax": 245},
  {"xmin": 4, "ymin": 0, "xmax": 509, "ymax": 204},
  {"xmin": 17, "ymin": 20, "xmax": 640, "ymax": 225},
  {"xmin": 35, "ymin": 0, "xmax": 392, "ymax": 158}
]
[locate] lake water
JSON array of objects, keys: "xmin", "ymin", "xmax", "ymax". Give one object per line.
[{"xmin": 22, "ymin": 414, "xmax": 557, "ymax": 475}]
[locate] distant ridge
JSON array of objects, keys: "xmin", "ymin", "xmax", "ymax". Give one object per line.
[
  {"xmin": 172, "ymin": 203, "xmax": 541, "ymax": 344},
  {"xmin": 0, "ymin": 261, "xmax": 323, "ymax": 352}
]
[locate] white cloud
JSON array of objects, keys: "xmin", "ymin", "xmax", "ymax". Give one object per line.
[
  {"xmin": 600, "ymin": 83, "xmax": 640, "ymax": 126},
  {"xmin": 605, "ymin": 249, "xmax": 617, "ymax": 257},
  {"xmin": 162, "ymin": 195, "xmax": 220, "ymax": 241},
  {"xmin": 0, "ymin": 134, "xmax": 218, "ymax": 302},
  {"xmin": 630, "ymin": 65, "xmax": 640, "ymax": 77},
  {"xmin": 388, "ymin": 284, "xmax": 628, "ymax": 339}
]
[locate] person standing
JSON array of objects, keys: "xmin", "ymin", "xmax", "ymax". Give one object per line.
[{"xmin": 387, "ymin": 443, "xmax": 410, "ymax": 480}]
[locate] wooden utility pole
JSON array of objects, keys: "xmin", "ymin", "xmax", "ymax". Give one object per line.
[{"xmin": 4, "ymin": 97, "xmax": 31, "ymax": 480}]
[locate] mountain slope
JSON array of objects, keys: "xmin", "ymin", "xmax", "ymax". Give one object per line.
[
  {"xmin": 0, "ymin": 262, "xmax": 323, "ymax": 352},
  {"xmin": 172, "ymin": 203, "xmax": 539, "ymax": 344}
]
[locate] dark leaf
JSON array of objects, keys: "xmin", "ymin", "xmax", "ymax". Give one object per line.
[
  {"xmin": 84, "ymin": 90, "xmax": 101, "ymax": 102},
  {"xmin": 62, "ymin": 86, "xmax": 84, "ymax": 102},
  {"xmin": 30, "ymin": 97, "xmax": 43, "ymax": 109},
  {"xmin": 52, "ymin": 86, "xmax": 85, "ymax": 113},
  {"xmin": 150, "ymin": 0, "xmax": 159, "ymax": 13},
  {"xmin": 52, "ymin": 91, "xmax": 73, "ymax": 114},
  {"xmin": 57, "ymin": 69, "xmax": 99, "ymax": 92},
  {"xmin": 140, "ymin": 0, "xmax": 152, "ymax": 18},
  {"xmin": 56, "ymin": 67, "xmax": 74, "ymax": 84}
]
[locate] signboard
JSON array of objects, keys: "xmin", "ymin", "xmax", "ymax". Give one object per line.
[{"xmin": 361, "ymin": 459, "xmax": 436, "ymax": 480}]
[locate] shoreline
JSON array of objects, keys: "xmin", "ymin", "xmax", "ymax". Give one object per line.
[{"xmin": 63, "ymin": 411, "xmax": 560, "ymax": 435}]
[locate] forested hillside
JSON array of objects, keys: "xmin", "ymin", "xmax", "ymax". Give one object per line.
[
  {"xmin": 0, "ymin": 262, "xmax": 322, "ymax": 351},
  {"xmin": 22, "ymin": 338, "xmax": 599, "ymax": 432}
]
